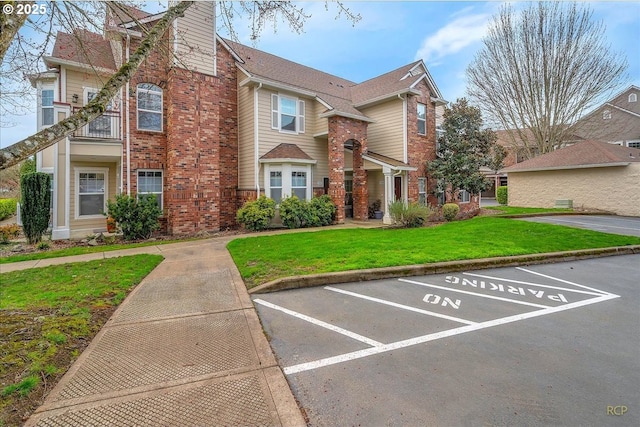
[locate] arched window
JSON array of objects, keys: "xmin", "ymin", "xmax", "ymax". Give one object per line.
[
  {"xmin": 629, "ymin": 93, "xmax": 637, "ymax": 103},
  {"xmin": 602, "ymin": 110, "xmax": 611, "ymax": 120},
  {"xmin": 137, "ymin": 83, "xmax": 162, "ymax": 131}
]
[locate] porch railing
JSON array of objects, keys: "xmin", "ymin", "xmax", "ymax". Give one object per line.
[{"xmin": 72, "ymin": 107, "xmax": 122, "ymax": 141}]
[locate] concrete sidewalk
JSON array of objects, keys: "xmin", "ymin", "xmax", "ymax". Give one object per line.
[{"xmin": 18, "ymin": 238, "xmax": 306, "ymax": 427}]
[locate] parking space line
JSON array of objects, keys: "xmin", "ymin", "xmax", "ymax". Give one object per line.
[
  {"xmin": 462, "ymin": 272, "xmax": 606, "ymax": 296},
  {"xmin": 324, "ymin": 286, "xmax": 477, "ymax": 326},
  {"xmin": 398, "ymin": 279, "xmax": 550, "ymax": 308},
  {"xmin": 515, "ymin": 267, "xmax": 613, "ymax": 296},
  {"xmin": 253, "ymin": 299, "xmax": 383, "ymax": 347},
  {"xmin": 283, "ymin": 292, "xmax": 619, "ymax": 375}
]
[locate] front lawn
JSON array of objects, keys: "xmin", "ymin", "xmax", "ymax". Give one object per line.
[
  {"xmin": 227, "ymin": 216, "xmax": 640, "ymax": 288},
  {"xmin": 0, "ymin": 254, "xmax": 163, "ymax": 426}
]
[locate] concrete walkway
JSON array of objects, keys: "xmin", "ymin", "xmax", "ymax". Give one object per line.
[{"xmin": 14, "ymin": 238, "xmax": 306, "ymax": 427}]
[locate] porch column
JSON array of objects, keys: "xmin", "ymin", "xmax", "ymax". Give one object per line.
[
  {"xmin": 328, "ymin": 117, "xmax": 345, "ymax": 223},
  {"xmin": 383, "ymin": 167, "xmax": 393, "ymax": 225}
]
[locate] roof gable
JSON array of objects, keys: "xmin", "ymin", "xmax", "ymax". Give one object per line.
[
  {"xmin": 260, "ymin": 143, "xmax": 314, "ymax": 161},
  {"xmin": 50, "ymin": 30, "xmax": 116, "ymax": 71}
]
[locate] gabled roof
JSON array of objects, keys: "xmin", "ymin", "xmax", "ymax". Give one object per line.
[
  {"xmin": 223, "ymin": 38, "xmax": 444, "ymax": 122},
  {"xmin": 106, "ymin": 3, "xmax": 151, "ymax": 27},
  {"xmin": 504, "ymin": 140, "xmax": 640, "ymax": 172},
  {"xmin": 260, "ymin": 143, "xmax": 316, "ymax": 163},
  {"xmin": 48, "ymin": 29, "xmax": 116, "ymax": 71}
]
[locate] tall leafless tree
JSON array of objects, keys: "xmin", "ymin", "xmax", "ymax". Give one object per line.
[
  {"xmin": 0, "ymin": 1, "xmax": 361, "ymax": 170},
  {"xmin": 466, "ymin": 2, "xmax": 628, "ymax": 160}
]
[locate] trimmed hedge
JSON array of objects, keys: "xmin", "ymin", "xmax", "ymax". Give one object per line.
[
  {"xmin": 0, "ymin": 198, "xmax": 17, "ymax": 220},
  {"xmin": 442, "ymin": 203, "xmax": 460, "ymax": 222},
  {"xmin": 496, "ymin": 186, "xmax": 508, "ymax": 205},
  {"xmin": 106, "ymin": 194, "xmax": 162, "ymax": 240},
  {"xmin": 236, "ymin": 196, "xmax": 276, "ymax": 231},
  {"xmin": 280, "ymin": 195, "xmax": 337, "ymax": 229}
]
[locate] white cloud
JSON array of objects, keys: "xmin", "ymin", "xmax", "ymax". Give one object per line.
[{"xmin": 414, "ymin": 12, "xmax": 490, "ymax": 64}]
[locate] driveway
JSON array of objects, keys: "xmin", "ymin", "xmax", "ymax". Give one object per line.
[
  {"xmin": 518, "ymin": 215, "xmax": 640, "ymax": 237},
  {"xmin": 253, "ymin": 255, "xmax": 639, "ymax": 426}
]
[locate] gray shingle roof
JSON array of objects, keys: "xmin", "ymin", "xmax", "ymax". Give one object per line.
[{"xmin": 504, "ymin": 140, "xmax": 640, "ymax": 172}]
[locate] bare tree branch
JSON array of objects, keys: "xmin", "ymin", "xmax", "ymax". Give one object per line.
[
  {"xmin": 466, "ymin": 2, "xmax": 628, "ymax": 159},
  {"xmin": 0, "ymin": 1, "xmax": 194, "ymax": 170}
]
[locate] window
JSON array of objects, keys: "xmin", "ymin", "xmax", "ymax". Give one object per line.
[
  {"xmin": 459, "ymin": 189, "xmax": 470, "ymax": 203},
  {"xmin": 417, "ymin": 103, "xmax": 426, "ymax": 135},
  {"xmin": 271, "ymin": 94, "xmax": 305, "ymax": 133},
  {"xmin": 629, "ymin": 93, "xmax": 637, "ymax": 103},
  {"xmin": 629, "ymin": 141, "xmax": 640, "ymax": 149},
  {"xmin": 418, "ymin": 177, "xmax": 427, "ymax": 205},
  {"xmin": 86, "ymin": 89, "xmax": 112, "ymax": 137},
  {"xmin": 137, "ymin": 83, "xmax": 162, "ymax": 131},
  {"xmin": 269, "ymin": 171, "xmax": 283, "ymax": 204},
  {"xmin": 77, "ymin": 171, "xmax": 106, "ymax": 217},
  {"xmin": 291, "ymin": 171, "xmax": 307, "ymax": 199},
  {"xmin": 42, "ymin": 89, "xmax": 54, "ymax": 126},
  {"xmin": 603, "ymin": 110, "xmax": 611, "ymax": 120},
  {"xmin": 137, "ymin": 170, "xmax": 163, "ymax": 210}
]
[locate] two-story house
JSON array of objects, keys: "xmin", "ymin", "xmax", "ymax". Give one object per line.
[{"xmin": 30, "ymin": 2, "xmax": 466, "ymax": 240}]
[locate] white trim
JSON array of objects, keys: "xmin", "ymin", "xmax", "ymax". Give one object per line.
[
  {"xmin": 254, "ymin": 84, "xmax": 262, "ymax": 194},
  {"xmin": 43, "ymin": 56, "xmax": 114, "ymax": 75},
  {"xmin": 353, "ymin": 88, "xmax": 420, "ymax": 109},
  {"xmin": 74, "ymin": 167, "xmax": 109, "ymax": 219},
  {"xmin": 259, "ymin": 158, "xmax": 317, "ymax": 165},
  {"xmin": 264, "ymin": 163, "xmax": 313, "ymax": 202},
  {"xmin": 136, "ymin": 83, "xmax": 163, "ymax": 132},
  {"xmin": 136, "ymin": 169, "xmax": 164, "ymax": 210},
  {"xmin": 506, "ymin": 162, "xmax": 631, "ymax": 173}
]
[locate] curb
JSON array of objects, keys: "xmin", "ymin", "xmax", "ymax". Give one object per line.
[{"xmin": 249, "ymin": 245, "xmax": 640, "ymax": 294}]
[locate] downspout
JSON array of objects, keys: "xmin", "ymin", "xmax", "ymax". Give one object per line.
[
  {"xmin": 125, "ymin": 34, "xmax": 131, "ymax": 195},
  {"xmin": 254, "ymin": 83, "xmax": 262, "ymax": 194},
  {"xmin": 399, "ymin": 94, "xmax": 408, "ymax": 163}
]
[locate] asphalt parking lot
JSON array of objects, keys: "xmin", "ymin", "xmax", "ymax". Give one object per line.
[
  {"xmin": 519, "ymin": 215, "xmax": 640, "ymax": 237},
  {"xmin": 254, "ymin": 254, "xmax": 639, "ymax": 426}
]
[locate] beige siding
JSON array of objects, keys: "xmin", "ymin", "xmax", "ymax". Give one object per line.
[
  {"xmin": 257, "ymin": 89, "xmax": 329, "ymax": 190},
  {"xmin": 65, "ymin": 69, "xmax": 109, "ymax": 106},
  {"xmin": 175, "ymin": 2, "xmax": 215, "ymax": 76},
  {"xmin": 361, "ymin": 98, "xmax": 404, "ymax": 161},
  {"xmin": 238, "ymin": 84, "xmax": 255, "ymax": 189},
  {"xmin": 41, "ymin": 146, "xmax": 55, "ymax": 169},
  {"xmin": 69, "ymin": 162, "xmax": 118, "ymax": 238},
  {"xmin": 507, "ymin": 164, "xmax": 640, "ymax": 216}
]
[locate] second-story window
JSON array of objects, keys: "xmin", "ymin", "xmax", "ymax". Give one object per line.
[
  {"xmin": 42, "ymin": 89, "xmax": 54, "ymax": 126},
  {"xmin": 137, "ymin": 83, "xmax": 162, "ymax": 132},
  {"xmin": 629, "ymin": 93, "xmax": 637, "ymax": 103},
  {"xmin": 271, "ymin": 94, "xmax": 305, "ymax": 133},
  {"xmin": 602, "ymin": 109, "xmax": 611, "ymax": 120},
  {"xmin": 417, "ymin": 103, "xmax": 426, "ymax": 135}
]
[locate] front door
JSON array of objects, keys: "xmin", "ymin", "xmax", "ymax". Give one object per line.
[{"xmin": 394, "ymin": 176, "xmax": 402, "ymax": 201}]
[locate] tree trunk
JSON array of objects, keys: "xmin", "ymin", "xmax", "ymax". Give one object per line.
[{"xmin": 0, "ymin": 1, "xmax": 194, "ymax": 170}]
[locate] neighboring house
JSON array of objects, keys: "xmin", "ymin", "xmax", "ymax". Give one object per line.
[
  {"xmin": 503, "ymin": 140, "xmax": 640, "ymax": 216},
  {"xmin": 569, "ymin": 85, "xmax": 640, "ymax": 149},
  {"xmin": 29, "ymin": 3, "xmax": 473, "ymax": 240}
]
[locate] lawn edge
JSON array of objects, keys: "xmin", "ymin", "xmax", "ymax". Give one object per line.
[{"xmin": 249, "ymin": 245, "xmax": 640, "ymax": 294}]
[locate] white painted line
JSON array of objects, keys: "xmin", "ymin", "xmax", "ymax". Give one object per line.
[
  {"xmin": 398, "ymin": 279, "xmax": 550, "ymax": 309},
  {"xmin": 515, "ymin": 267, "xmax": 615, "ymax": 296},
  {"xmin": 253, "ymin": 299, "xmax": 383, "ymax": 347},
  {"xmin": 324, "ymin": 286, "xmax": 476, "ymax": 326},
  {"xmin": 283, "ymin": 293, "xmax": 620, "ymax": 375},
  {"xmin": 463, "ymin": 272, "xmax": 606, "ymax": 296}
]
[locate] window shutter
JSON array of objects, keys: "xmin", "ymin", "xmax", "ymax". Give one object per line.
[
  {"xmin": 298, "ymin": 100, "xmax": 305, "ymax": 133},
  {"xmin": 271, "ymin": 94, "xmax": 279, "ymax": 129}
]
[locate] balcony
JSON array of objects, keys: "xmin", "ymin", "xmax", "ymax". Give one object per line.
[{"xmin": 72, "ymin": 107, "xmax": 121, "ymax": 141}]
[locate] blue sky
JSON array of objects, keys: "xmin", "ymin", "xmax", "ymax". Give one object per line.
[{"xmin": 1, "ymin": 0, "xmax": 639, "ymax": 148}]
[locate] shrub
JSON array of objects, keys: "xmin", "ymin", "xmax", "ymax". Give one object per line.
[
  {"xmin": 0, "ymin": 223, "xmax": 21, "ymax": 243},
  {"xmin": 496, "ymin": 186, "xmax": 508, "ymax": 205},
  {"xmin": 388, "ymin": 200, "xmax": 433, "ymax": 228},
  {"xmin": 106, "ymin": 194, "xmax": 162, "ymax": 240},
  {"xmin": 308, "ymin": 195, "xmax": 336, "ymax": 226},
  {"xmin": 0, "ymin": 198, "xmax": 17, "ymax": 220},
  {"xmin": 20, "ymin": 172, "xmax": 51, "ymax": 244},
  {"xmin": 442, "ymin": 203, "xmax": 459, "ymax": 222},
  {"xmin": 279, "ymin": 196, "xmax": 310, "ymax": 229},
  {"xmin": 236, "ymin": 196, "xmax": 276, "ymax": 231}
]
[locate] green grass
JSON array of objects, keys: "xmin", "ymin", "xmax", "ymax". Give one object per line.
[
  {"xmin": 0, "ymin": 237, "xmax": 201, "ymax": 264},
  {"xmin": 0, "ymin": 254, "xmax": 163, "ymax": 425},
  {"xmin": 484, "ymin": 206, "xmax": 574, "ymax": 215},
  {"xmin": 227, "ymin": 216, "xmax": 640, "ymax": 288}
]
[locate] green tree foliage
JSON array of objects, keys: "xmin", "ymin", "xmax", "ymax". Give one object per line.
[
  {"xmin": 106, "ymin": 194, "xmax": 162, "ymax": 240},
  {"xmin": 428, "ymin": 98, "xmax": 499, "ymax": 198},
  {"xmin": 20, "ymin": 172, "xmax": 51, "ymax": 244}
]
